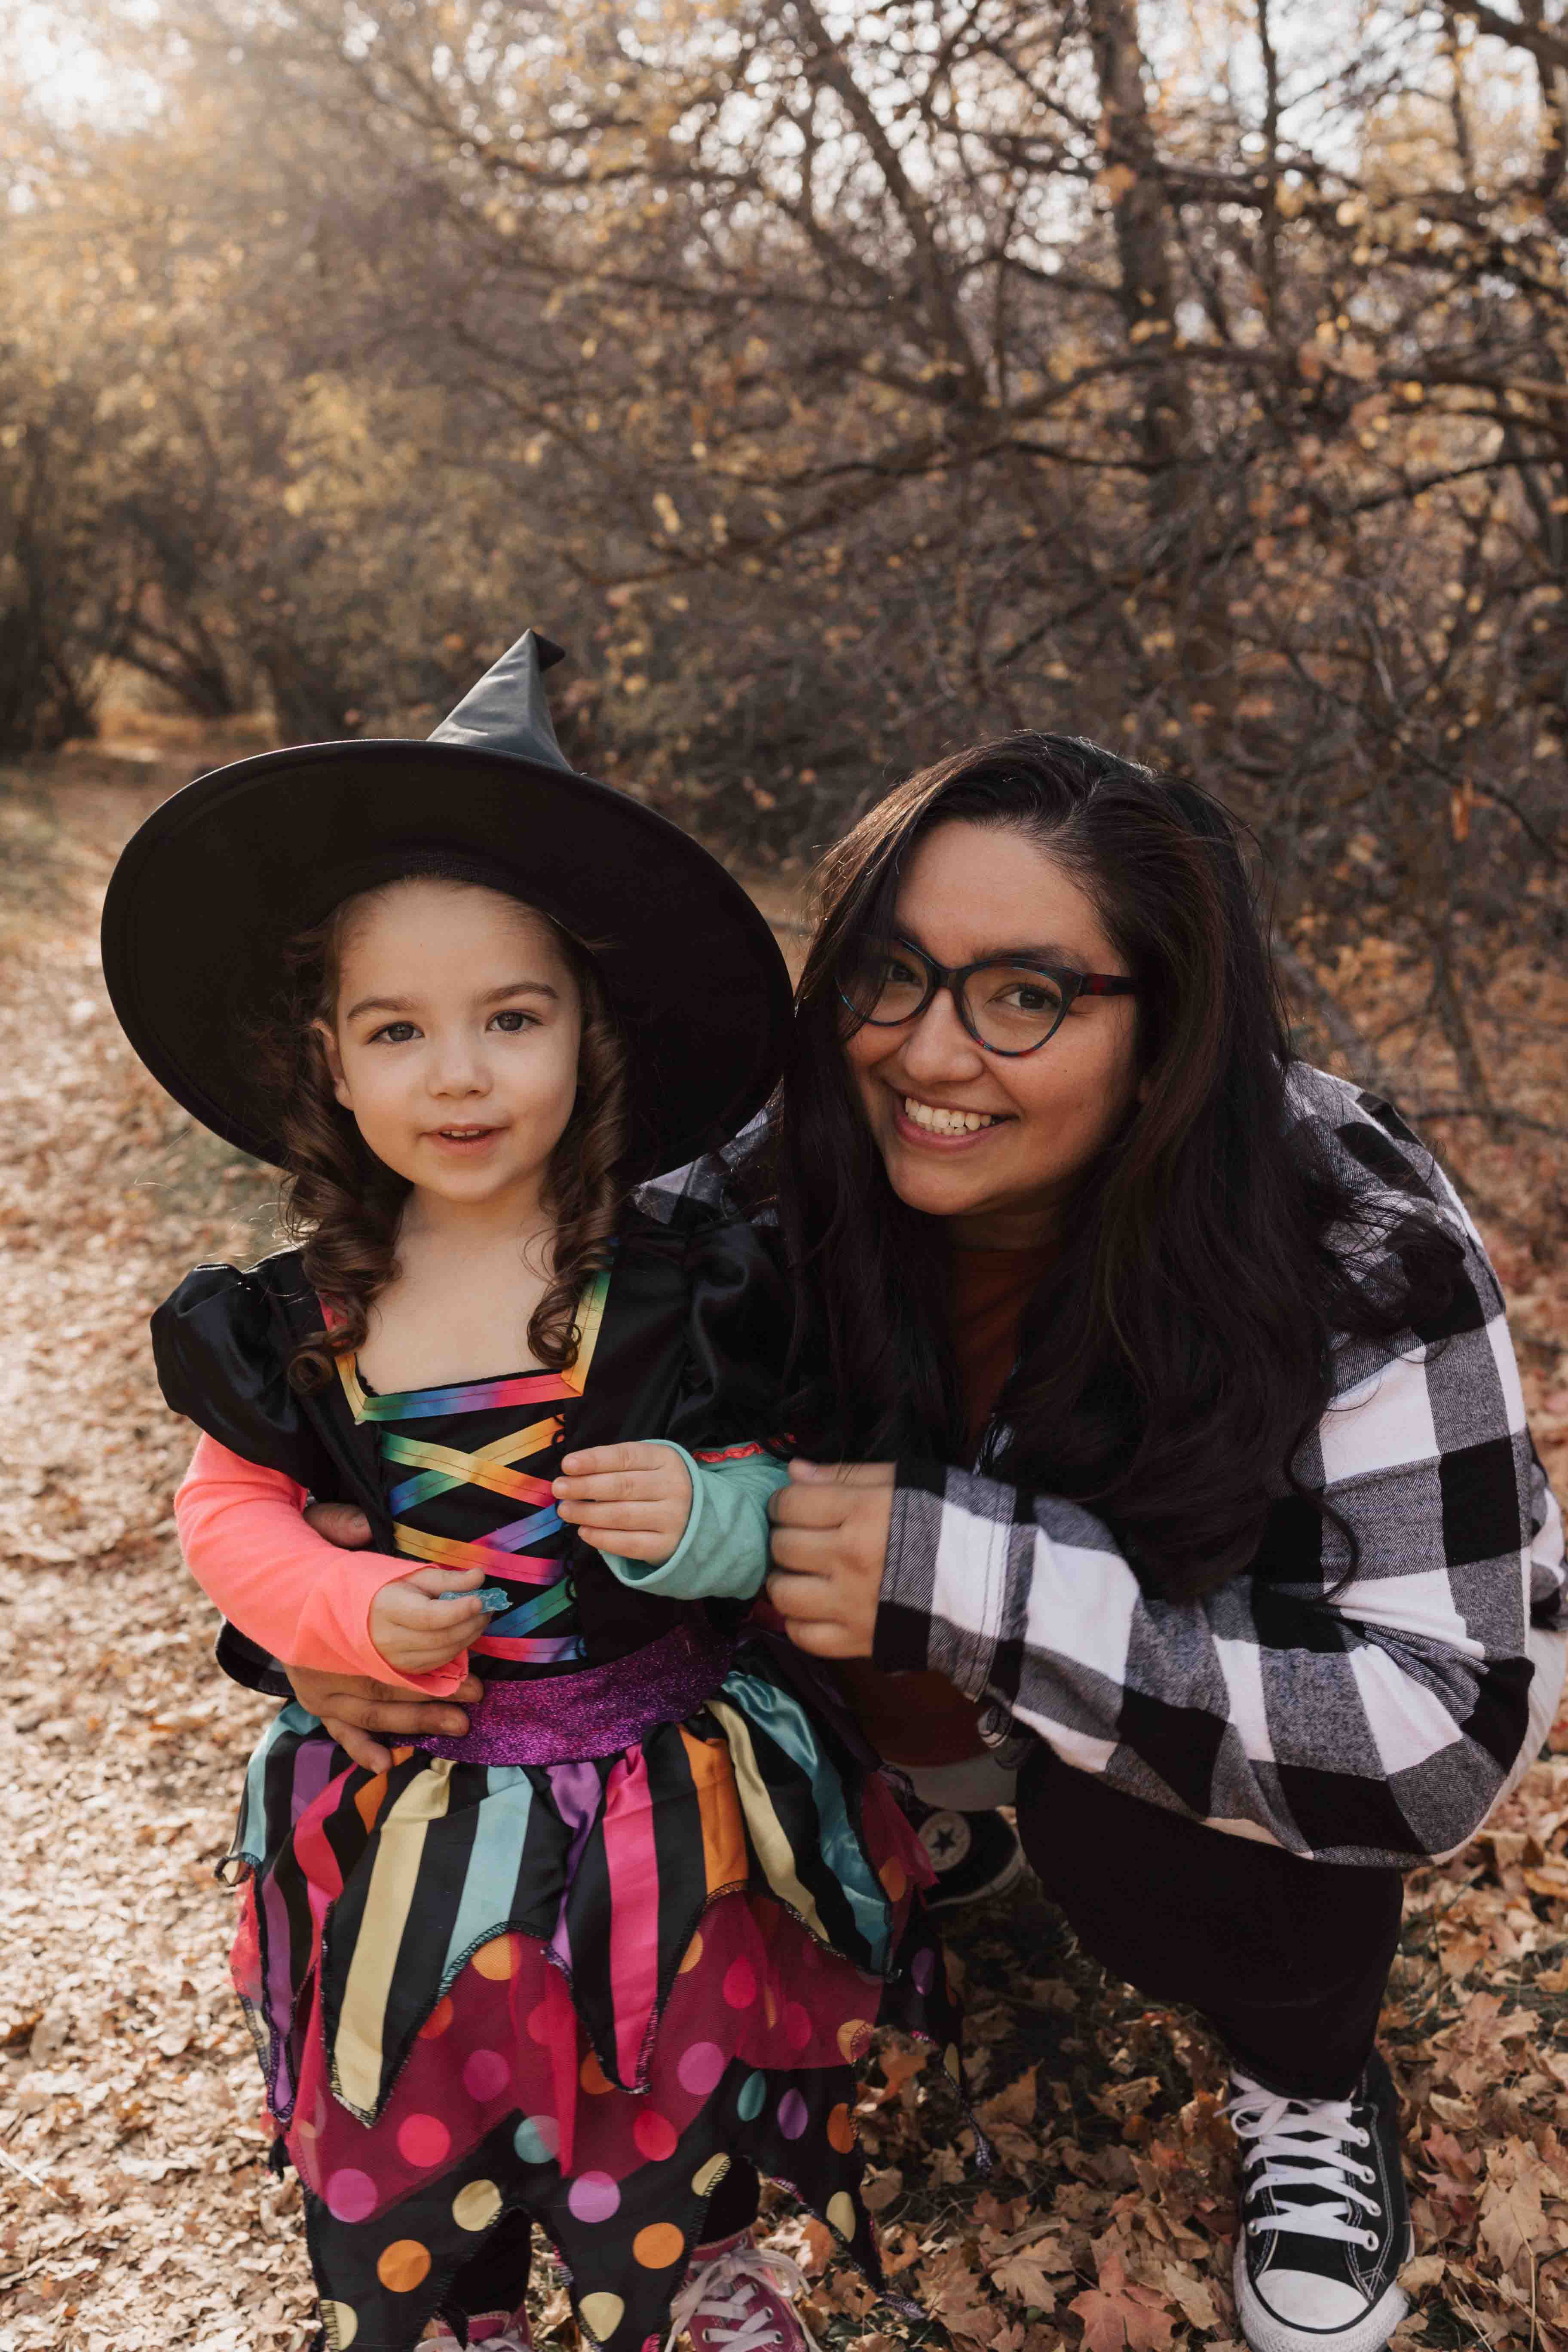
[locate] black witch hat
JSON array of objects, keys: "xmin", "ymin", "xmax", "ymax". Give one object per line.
[{"xmin": 101, "ymin": 630, "xmax": 792, "ymax": 1179}]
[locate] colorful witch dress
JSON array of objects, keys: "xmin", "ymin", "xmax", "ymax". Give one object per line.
[{"xmin": 159, "ymin": 1215, "xmax": 966, "ymax": 2352}]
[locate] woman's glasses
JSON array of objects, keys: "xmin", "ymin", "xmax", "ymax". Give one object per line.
[{"xmin": 838, "ymin": 936, "xmax": 1137, "ymax": 1056}]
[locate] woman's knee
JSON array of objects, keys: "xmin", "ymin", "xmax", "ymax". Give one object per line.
[{"xmin": 1015, "ymin": 1743, "xmax": 1403, "ymax": 2008}]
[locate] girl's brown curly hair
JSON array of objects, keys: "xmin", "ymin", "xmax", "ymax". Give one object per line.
[{"xmin": 253, "ymin": 876, "xmax": 627, "ymax": 1392}]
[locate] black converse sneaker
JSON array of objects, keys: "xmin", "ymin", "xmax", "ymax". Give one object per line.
[
  {"xmin": 906, "ymin": 1803, "xmax": 1027, "ymax": 1912},
  {"xmin": 1230, "ymin": 2051, "xmax": 1413, "ymax": 2352}
]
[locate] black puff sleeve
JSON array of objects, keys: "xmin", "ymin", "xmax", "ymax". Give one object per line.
[
  {"xmin": 151, "ymin": 1262, "xmax": 332, "ymax": 1491},
  {"xmin": 664, "ymin": 1212, "xmax": 794, "ymax": 1455},
  {"xmin": 153, "ymin": 1262, "xmax": 339, "ymax": 1700},
  {"xmin": 558, "ymin": 1204, "xmax": 795, "ymax": 1662}
]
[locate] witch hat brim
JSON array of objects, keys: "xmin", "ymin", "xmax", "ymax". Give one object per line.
[{"xmin": 101, "ymin": 631, "xmax": 792, "ymax": 1181}]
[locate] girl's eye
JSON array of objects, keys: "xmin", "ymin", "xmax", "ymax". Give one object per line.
[
  {"xmin": 368, "ymin": 1020, "xmax": 420, "ymax": 1044},
  {"xmin": 489, "ymin": 1008, "xmax": 539, "ymax": 1033}
]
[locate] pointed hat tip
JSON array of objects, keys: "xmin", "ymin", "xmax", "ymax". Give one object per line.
[{"xmin": 428, "ymin": 625, "xmax": 571, "ymax": 768}]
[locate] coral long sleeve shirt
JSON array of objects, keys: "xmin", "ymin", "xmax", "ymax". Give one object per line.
[{"xmin": 175, "ymin": 1434, "xmax": 469, "ymax": 1695}]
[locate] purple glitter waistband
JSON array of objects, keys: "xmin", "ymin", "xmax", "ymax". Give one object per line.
[{"xmin": 410, "ymin": 1619, "xmax": 738, "ymax": 1767}]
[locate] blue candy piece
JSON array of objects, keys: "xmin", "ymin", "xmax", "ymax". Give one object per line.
[{"xmin": 441, "ymin": 1585, "xmax": 513, "ymax": 1613}]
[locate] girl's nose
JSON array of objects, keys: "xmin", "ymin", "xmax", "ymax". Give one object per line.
[{"xmin": 428, "ymin": 1034, "xmax": 490, "ymax": 1095}]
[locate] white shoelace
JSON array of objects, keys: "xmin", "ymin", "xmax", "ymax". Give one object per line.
[
  {"xmin": 1228, "ymin": 2072, "xmax": 1381, "ymax": 2251},
  {"xmin": 664, "ymin": 2240, "xmax": 822, "ymax": 2352}
]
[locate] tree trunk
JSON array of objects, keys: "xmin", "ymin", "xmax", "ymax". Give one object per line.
[{"xmin": 1083, "ymin": 0, "xmax": 1234, "ymax": 727}]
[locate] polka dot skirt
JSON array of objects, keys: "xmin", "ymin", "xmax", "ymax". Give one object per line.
[{"xmin": 230, "ymin": 1655, "xmax": 967, "ymax": 2352}]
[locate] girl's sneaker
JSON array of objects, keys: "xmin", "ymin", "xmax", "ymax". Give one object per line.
[
  {"xmin": 665, "ymin": 2230, "xmax": 821, "ymax": 2352},
  {"xmin": 420, "ymin": 2315, "xmax": 531, "ymax": 2350}
]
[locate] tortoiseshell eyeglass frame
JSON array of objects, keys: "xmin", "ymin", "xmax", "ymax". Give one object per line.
[{"xmin": 838, "ymin": 934, "xmax": 1138, "ymax": 1056}]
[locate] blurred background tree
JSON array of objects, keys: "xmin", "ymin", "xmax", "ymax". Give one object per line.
[{"xmin": 3, "ymin": 0, "xmax": 1564, "ymax": 1108}]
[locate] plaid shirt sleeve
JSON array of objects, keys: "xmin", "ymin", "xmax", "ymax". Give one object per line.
[
  {"xmin": 634, "ymin": 1115, "xmax": 770, "ymax": 1224},
  {"xmin": 874, "ymin": 1071, "xmax": 1566, "ymax": 1866}
]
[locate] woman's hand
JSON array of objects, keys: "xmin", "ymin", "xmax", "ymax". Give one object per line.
[
  {"xmin": 554, "ymin": 1442, "xmax": 694, "ymax": 1564},
  {"xmin": 765, "ymin": 1461, "xmax": 896, "ymax": 1658},
  {"xmin": 285, "ymin": 1665, "xmax": 485, "ymax": 1774},
  {"xmin": 303, "ymin": 1499, "xmax": 374, "ymax": 1548},
  {"xmin": 369, "ymin": 1565, "xmax": 496, "ymax": 1675}
]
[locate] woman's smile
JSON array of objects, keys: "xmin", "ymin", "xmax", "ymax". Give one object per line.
[{"xmin": 891, "ymin": 1091, "xmax": 1014, "ymax": 1145}]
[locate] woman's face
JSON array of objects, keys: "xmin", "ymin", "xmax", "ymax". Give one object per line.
[
  {"xmin": 842, "ymin": 820, "xmax": 1143, "ymax": 1246},
  {"xmin": 315, "ymin": 879, "xmax": 582, "ymax": 1220}
]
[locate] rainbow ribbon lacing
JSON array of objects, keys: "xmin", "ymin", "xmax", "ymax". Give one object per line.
[{"xmin": 336, "ymin": 1268, "xmax": 609, "ymax": 1664}]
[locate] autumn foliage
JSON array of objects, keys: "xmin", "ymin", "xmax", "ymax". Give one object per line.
[
  {"xmin": 4, "ymin": 4, "xmax": 1564, "ymax": 953},
  {"xmin": 1, "ymin": 11, "xmax": 1568, "ymax": 2339}
]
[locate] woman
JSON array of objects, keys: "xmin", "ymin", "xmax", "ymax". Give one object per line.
[{"xmin": 224, "ymin": 735, "xmax": 1564, "ymax": 2352}]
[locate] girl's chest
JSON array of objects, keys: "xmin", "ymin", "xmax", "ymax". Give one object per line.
[
  {"xmin": 367, "ymin": 1384, "xmax": 588, "ymax": 1680},
  {"xmin": 357, "ymin": 1265, "xmax": 552, "ymax": 1393}
]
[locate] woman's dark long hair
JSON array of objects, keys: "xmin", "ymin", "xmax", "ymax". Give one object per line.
[
  {"xmin": 745, "ymin": 733, "xmax": 1459, "ymax": 1601},
  {"xmin": 253, "ymin": 876, "xmax": 626, "ymax": 1392}
]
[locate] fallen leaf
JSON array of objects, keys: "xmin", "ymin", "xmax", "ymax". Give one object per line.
[
  {"xmin": 1401, "ymin": 2254, "xmax": 1447, "ymax": 2292},
  {"xmin": 1478, "ymin": 2151, "xmax": 1546, "ymax": 2277},
  {"xmin": 1069, "ymin": 2252, "xmax": 1177, "ymax": 2352},
  {"xmin": 1161, "ymin": 2264, "xmax": 1219, "ymax": 2331},
  {"xmin": 878, "ymin": 2046, "xmax": 929, "ymax": 2097},
  {"xmin": 978, "ymin": 2068, "xmax": 1039, "ymax": 2129},
  {"xmin": 992, "ymin": 2250, "xmax": 1061, "ymax": 2309}
]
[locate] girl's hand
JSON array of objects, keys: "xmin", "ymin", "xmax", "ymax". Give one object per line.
[
  {"xmin": 285, "ymin": 1665, "xmax": 484, "ymax": 1774},
  {"xmin": 765, "ymin": 1461, "xmax": 896, "ymax": 1658},
  {"xmin": 369, "ymin": 1564, "xmax": 496, "ymax": 1674},
  {"xmin": 554, "ymin": 1443, "xmax": 694, "ymax": 1565}
]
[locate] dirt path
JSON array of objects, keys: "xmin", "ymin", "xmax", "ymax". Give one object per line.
[
  {"xmin": 0, "ymin": 760, "xmax": 312, "ymax": 2351},
  {"xmin": 3, "ymin": 753, "xmax": 1568, "ymax": 2352}
]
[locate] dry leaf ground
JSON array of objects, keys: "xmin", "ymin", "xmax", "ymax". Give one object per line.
[{"xmin": 2, "ymin": 742, "xmax": 1565, "ymax": 2352}]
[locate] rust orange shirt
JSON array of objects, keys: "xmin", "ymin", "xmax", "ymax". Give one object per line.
[
  {"xmin": 950, "ymin": 1239, "xmax": 1061, "ymax": 1460},
  {"xmin": 836, "ymin": 1238, "xmax": 1060, "ymax": 1767}
]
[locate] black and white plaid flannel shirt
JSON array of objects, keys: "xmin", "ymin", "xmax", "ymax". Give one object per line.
[{"xmin": 645, "ymin": 1068, "xmax": 1565, "ymax": 1866}]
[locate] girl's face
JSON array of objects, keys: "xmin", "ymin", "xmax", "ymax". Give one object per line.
[
  {"xmin": 842, "ymin": 820, "xmax": 1144, "ymax": 1246},
  {"xmin": 316, "ymin": 879, "xmax": 582, "ymax": 1219}
]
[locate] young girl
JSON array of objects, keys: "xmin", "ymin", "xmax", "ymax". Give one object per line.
[{"xmin": 103, "ymin": 631, "xmax": 965, "ymax": 2352}]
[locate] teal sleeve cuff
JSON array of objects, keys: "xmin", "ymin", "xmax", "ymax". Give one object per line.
[{"xmin": 603, "ymin": 1443, "xmax": 789, "ymax": 1601}]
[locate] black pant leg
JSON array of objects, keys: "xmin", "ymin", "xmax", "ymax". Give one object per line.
[
  {"xmin": 701, "ymin": 2159, "xmax": 762, "ymax": 2244},
  {"xmin": 1015, "ymin": 1746, "xmax": 1403, "ymax": 2100},
  {"xmin": 442, "ymin": 2208, "xmax": 532, "ymax": 2331}
]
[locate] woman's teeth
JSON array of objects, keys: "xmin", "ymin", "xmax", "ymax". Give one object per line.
[{"xmin": 902, "ymin": 1097, "xmax": 1000, "ymax": 1134}]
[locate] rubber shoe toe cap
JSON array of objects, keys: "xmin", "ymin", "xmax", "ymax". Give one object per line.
[{"xmin": 1256, "ymin": 2269, "xmax": 1372, "ymax": 2328}]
